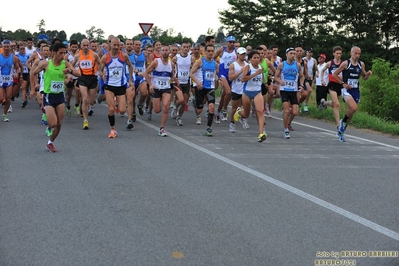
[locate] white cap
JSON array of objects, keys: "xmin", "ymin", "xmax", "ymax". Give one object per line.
[{"xmin": 237, "ymin": 47, "xmax": 246, "ymax": 54}]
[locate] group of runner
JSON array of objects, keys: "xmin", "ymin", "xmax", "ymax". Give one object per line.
[{"xmin": 0, "ymin": 34, "xmax": 372, "ymax": 152}]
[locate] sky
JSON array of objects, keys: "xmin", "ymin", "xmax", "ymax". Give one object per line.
[{"xmin": 0, "ymin": 0, "xmax": 230, "ymax": 42}]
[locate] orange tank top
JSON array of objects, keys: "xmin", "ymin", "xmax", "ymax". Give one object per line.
[{"xmin": 78, "ymin": 50, "xmax": 97, "ymax": 75}]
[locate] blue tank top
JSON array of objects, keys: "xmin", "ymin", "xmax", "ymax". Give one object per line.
[
  {"xmin": 342, "ymin": 59, "xmax": 362, "ymax": 89},
  {"xmin": 201, "ymin": 57, "xmax": 217, "ymax": 89},
  {"xmin": 0, "ymin": 54, "xmax": 14, "ymax": 78},
  {"xmin": 17, "ymin": 53, "xmax": 29, "ymax": 74},
  {"xmin": 280, "ymin": 61, "xmax": 299, "ymax": 92},
  {"xmin": 133, "ymin": 51, "xmax": 146, "ymax": 73}
]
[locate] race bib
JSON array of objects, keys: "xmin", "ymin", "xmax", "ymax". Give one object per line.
[
  {"xmin": 156, "ymin": 78, "xmax": 170, "ymax": 89},
  {"xmin": 178, "ymin": 70, "xmax": 189, "ymax": 82},
  {"xmin": 0, "ymin": 75, "xmax": 12, "ymax": 82},
  {"xmin": 50, "ymin": 81, "xmax": 64, "ymax": 93},
  {"xmin": 23, "ymin": 66, "xmax": 29, "ymax": 73},
  {"xmin": 80, "ymin": 60, "xmax": 93, "ymax": 69},
  {"xmin": 204, "ymin": 71, "xmax": 215, "ymax": 81},
  {"xmin": 109, "ymin": 66, "xmax": 123, "ymax": 79},
  {"xmin": 284, "ymin": 80, "xmax": 296, "ymax": 91},
  {"xmin": 347, "ymin": 78, "xmax": 359, "ymax": 88}
]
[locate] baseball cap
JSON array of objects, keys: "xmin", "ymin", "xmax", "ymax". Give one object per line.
[
  {"xmin": 237, "ymin": 47, "xmax": 246, "ymax": 55},
  {"xmin": 319, "ymin": 54, "xmax": 326, "ymax": 59},
  {"xmin": 306, "ymin": 47, "xmax": 313, "ymax": 52},
  {"xmin": 226, "ymin": 36, "xmax": 236, "ymax": 42}
]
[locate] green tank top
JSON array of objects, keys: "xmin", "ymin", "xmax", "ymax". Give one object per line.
[
  {"xmin": 260, "ymin": 59, "xmax": 268, "ymax": 82},
  {"xmin": 44, "ymin": 59, "xmax": 66, "ymax": 94}
]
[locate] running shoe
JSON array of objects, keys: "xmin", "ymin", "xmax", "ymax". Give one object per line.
[
  {"xmin": 74, "ymin": 105, "xmax": 81, "ymax": 116},
  {"xmin": 318, "ymin": 98, "xmax": 325, "ymax": 111},
  {"xmin": 339, "ymin": 119, "xmax": 347, "ymax": 133},
  {"xmin": 2, "ymin": 114, "xmax": 9, "ymax": 122},
  {"xmin": 288, "ymin": 124, "xmax": 294, "ymax": 131},
  {"xmin": 88, "ymin": 108, "xmax": 93, "ymax": 116},
  {"xmin": 196, "ymin": 116, "xmax": 201, "ymax": 125},
  {"xmin": 229, "ymin": 122, "xmax": 236, "ymax": 133},
  {"xmin": 137, "ymin": 104, "xmax": 144, "ymax": 116},
  {"xmin": 22, "ymin": 100, "xmax": 28, "ymax": 108},
  {"xmin": 337, "ymin": 131, "xmax": 346, "ymax": 142},
  {"xmin": 204, "ymin": 127, "xmax": 213, "ymax": 136},
  {"xmin": 214, "ymin": 114, "xmax": 220, "ymax": 124},
  {"xmin": 132, "ymin": 113, "xmax": 136, "ymax": 122},
  {"xmin": 176, "ymin": 117, "xmax": 183, "ymax": 126},
  {"xmin": 221, "ymin": 109, "xmax": 228, "ymax": 121},
  {"xmin": 46, "ymin": 142, "xmax": 56, "ymax": 153},
  {"xmin": 66, "ymin": 107, "xmax": 71, "ymax": 117},
  {"xmin": 8, "ymin": 105, "xmax": 12, "ymax": 113},
  {"xmin": 234, "ymin": 107, "xmax": 242, "ymax": 122},
  {"xmin": 158, "ymin": 128, "xmax": 168, "ymax": 137},
  {"xmin": 171, "ymin": 107, "xmax": 178, "ymax": 119},
  {"xmin": 46, "ymin": 127, "xmax": 52, "ymax": 137},
  {"xmin": 83, "ymin": 120, "xmax": 89, "ymax": 130},
  {"xmin": 239, "ymin": 117, "xmax": 249, "ymax": 129},
  {"xmin": 147, "ymin": 112, "xmax": 152, "ymax": 121},
  {"xmin": 303, "ymin": 104, "xmax": 309, "ymax": 112},
  {"xmin": 284, "ymin": 130, "xmax": 291, "ymax": 139},
  {"xmin": 126, "ymin": 119, "xmax": 134, "ymax": 129},
  {"xmin": 258, "ymin": 132, "xmax": 267, "ymax": 142},
  {"xmin": 108, "ymin": 129, "xmax": 117, "ymax": 138}
]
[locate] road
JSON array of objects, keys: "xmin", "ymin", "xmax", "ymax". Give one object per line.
[{"xmin": 1, "ymin": 97, "xmax": 398, "ymax": 266}]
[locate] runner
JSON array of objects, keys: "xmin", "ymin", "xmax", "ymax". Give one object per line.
[
  {"xmin": 144, "ymin": 45, "xmax": 177, "ymax": 136},
  {"xmin": 234, "ymin": 50, "xmax": 267, "ymax": 142},
  {"xmin": 275, "ymin": 47, "xmax": 305, "ymax": 139},
  {"xmin": 332, "ymin": 46, "xmax": 372, "ymax": 142},
  {"xmin": 99, "ymin": 37, "xmax": 134, "ymax": 138},
  {"xmin": 71, "ymin": 39, "xmax": 101, "ymax": 130},
  {"xmin": 0, "ymin": 40, "xmax": 20, "ymax": 122},
  {"xmin": 190, "ymin": 44, "xmax": 218, "ymax": 136},
  {"xmin": 30, "ymin": 42, "xmax": 80, "ymax": 152},
  {"xmin": 228, "ymin": 47, "xmax": 248, "ymax": 133}
]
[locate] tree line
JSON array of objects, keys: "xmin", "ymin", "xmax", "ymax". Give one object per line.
[{"xmin": 219, "ymin": 0, "xmax": 399, "ymax": 67}]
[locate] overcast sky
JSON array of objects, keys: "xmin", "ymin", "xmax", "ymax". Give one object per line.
[{"xmin": 0, "ymin": 0, "xmax": 230, "ymax": 41}]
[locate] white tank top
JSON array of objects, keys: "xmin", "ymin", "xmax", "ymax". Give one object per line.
[
  {"xmin": 151, "ymin": 58, "xmax": 172, "ymax": 90},
  {"xmin": 176, "ymin": 54, "xmax": 191, "ymax": 84},
  {"xmin": 243, "ymin": 64, "xmax": 263, "ymax": 92},
  {"xmin": 231, "ymin": 61, "xmax": 247, "ymax": 94}
]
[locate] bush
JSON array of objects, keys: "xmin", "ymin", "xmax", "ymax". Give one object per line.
[{"xmin": 361, "ymin": 58, "xmax": 399, "ymax": 121}]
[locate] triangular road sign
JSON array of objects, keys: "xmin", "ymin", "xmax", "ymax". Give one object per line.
[{"xmin": 139, "ymin": 23, "xmax": 154, "ymax": 36}]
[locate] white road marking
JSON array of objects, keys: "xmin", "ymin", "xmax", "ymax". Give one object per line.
[
  {"xmin": 271, "ymin": 115, "xmax": 399, "ymax": 150},
  {"xmin": 138, "ymin": 118, "xmax": 399, "ymax": 242}
]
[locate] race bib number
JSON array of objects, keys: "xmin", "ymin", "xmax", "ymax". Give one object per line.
[
  {"xmin": 179, "ymin": 70, "xmax": 189, "ymax": 82},
  {"xmin": 80, "ymin": 60, "xmax": 93, "ymax": 69},
  {"xmin": 156, "ymin": 78, "xmax": 170, "ymax": 89},
  {"xmin": 109, "ymin": 67, "xmax": 123, "ymax": 79},
  {"xmin": 23, "ymin": 66, "xmax": 29, "ymax": 73},
  {"xmin": 284, "ymin": 80, "xmax": 296, "ymax": 91},
  {"xmin": 0, "ymin": 75, "xmax": 12, "ymax": 82},
  {"xmin": 204, "ymin": 71, "xmax": 215, "ymax": 81},
  {"xmin": 135, "ymin": 68, "xmax": 143, "ymax": 73},
  {"xmin": 347, "ymin": 78, "xmax": 359, "ymax": 88},
  {"xmin": 50, "ymin": 81, "xmax": 64, "ymax": 93}
]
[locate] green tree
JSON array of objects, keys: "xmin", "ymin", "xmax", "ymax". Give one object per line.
[
  {"xmin": 69, "ymin": 32, "xmax": 86, "ymax": 42},
  {"xmin": 94, "ymin": 28, "xmax": 105, "ymax": 41},
  {"xmin": 37, "ymin": 19, "xmax": 46, "ymax": 33}
]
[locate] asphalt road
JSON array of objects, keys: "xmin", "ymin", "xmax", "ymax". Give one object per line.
[{"xmin": 1, "ymin": 96, "xmax": 398, "ymax": 266}]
